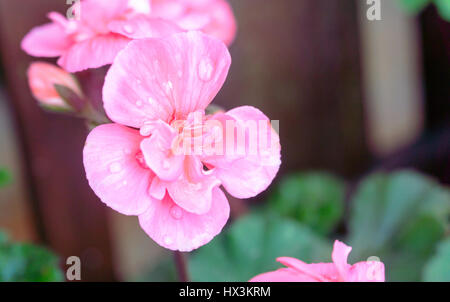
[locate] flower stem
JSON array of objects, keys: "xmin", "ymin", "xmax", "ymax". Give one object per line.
[{"xmin": 174, "ymin": 251, "xmax": 189, "ymax": 282}]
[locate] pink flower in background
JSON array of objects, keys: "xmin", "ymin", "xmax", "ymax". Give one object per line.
[
  {"xmin": 83, "ymin": 31, "xmax": 281, "ymax": 251},
  {"xmin": 147, "ymin": 0, "xmax": 237, "ymax": 45},
  {"xmin": 21, "ymin": 0, "xmax": 181, "ymax": 72},
  {"xmin": 250, "ymin": 240, "xmax": 385, "ymax": 282},
  {"xmin": 27, "ymin": 61, "xmax": 82, "ymax": 109}
]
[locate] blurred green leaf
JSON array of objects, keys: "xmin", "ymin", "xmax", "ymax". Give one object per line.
[
  {"xmin": 347, "ymin": 170, "xmax": 450, "ymax": 281},
  {"xmin": 267, "ymin": 172, "xmax": 345, "ymax": 235},
  {"xmin": 398, "ymin": 0, "xmax": 431, "ymax": 14},
  {"xmin": 135, "ymin": 257, "xmax": 177, "ymax": 282},
  {"xmin": 0, "ymin": 168, "xmax": 12, "ymax": 187},
  {"xmin": 398, "ymin": 0, "xmax": 450, "ymax": 21},
  {"xmin": 434, "ymin": 0, "xmax": 450, "ymax": 20},
  {"xmin": 0, "ymin": 231, "xmax": 64, "ymax": 282},
  {"xmin": 423, "ymin": 238, "xmax": 450, "ymax": 281},
  {"xmin": 188, "ymin": 212, "xmax": 332, "ymax": 282}
]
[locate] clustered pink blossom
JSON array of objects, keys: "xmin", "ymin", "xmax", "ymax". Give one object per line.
[{"xmin": 21, "ymin": 0, "xmax": 236, "ymax": 72}]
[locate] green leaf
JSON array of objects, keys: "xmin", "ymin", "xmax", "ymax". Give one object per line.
[
  {"xmin": 347, "ymin": 170, "xmax": 450, "ymax": 281},
  {"xmin": 434, "ymin": 0, "xmax": 450, "ymax": 21},
  {"xmin": 0, "ymin": 231, "xmax": 64, "ymax": 282},
  {"xmin": 423, "ymin": 238, "xmax": 450, "ymax": 281},
  {"xmin": 267, "ymin": 172, "xmax": 345, "ymax": 235},
  {"xmin": 188, "ymin": 212, "xmax": 332, "ymax": 282},
  {"xmin": 135, "ymin": 257, "xmax": 178, "ymax": 282},
  {"xmin": 398, "ymin": 0, "xmax": 431, "ymax": 14},
  {"xmin": 0, "ymin": 168, "xmax": 12, "ymax": 187}
]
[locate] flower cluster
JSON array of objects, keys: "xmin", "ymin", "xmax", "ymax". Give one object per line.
[{"xmin": 22, "ymin": 0, "xmax": 385, "ymax": 281}]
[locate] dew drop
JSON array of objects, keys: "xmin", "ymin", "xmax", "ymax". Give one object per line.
[
  {"xmin": 188, "ymin": 182, "xmax": 202, "ymax": 191},
  {"xmin": 122, "ymin": 180, "xmax": 128, "ymax": 186},
  {"xmin": 140, "ymin": 124, "xmax": 153, "ymax": 136},
  {"xmin": 198, "ymin": 57, "xmax": 214, "ymax": 81},
  {"xmin": 147, "ymin": 96, "xmax": 156, "ymax": 105},
  {"xmin": 164, "ymin": 81, "xmax": 173, "ymax": 93},
  {"xmin": 123, "ymin": 148, "xmax": 132, "ymax": 155},
  {"xmin": 170, "ymin": 205, "xmax": 183, "ymax": 220},
  {"xmin": 136, "ymin": 100, "xmax": 143, "ymax": 107},
  {"xmin": 123, "ymin": 24, "xmax": 134, "ymax": 34},
  {"xmin": 163, "ymin": 236, "xmax": 173, "ymax": 245},
  {"xmin": 162, "ymin": 160, "xmax": 170, "ymax": 170},
  {"xmin": 135, "ymin": 152, "xmax": 148, "ymax": 169},
  {"xmin": 109, "ymin": 162, "xmax": 122, "ymax": 173}
]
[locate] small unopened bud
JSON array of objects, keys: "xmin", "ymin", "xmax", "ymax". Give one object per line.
[{"xmin": 27, "ymin": 62, "xmax": 83, "ymax": 112}]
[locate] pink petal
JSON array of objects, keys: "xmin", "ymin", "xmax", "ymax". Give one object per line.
[
  {"xmin": 83, "ymin": 124, "xmax": 153, "ymax": 215},
  {"xmin": 277, "ymin": 257, "xmax": 332, "ymax": 282},
  {"xmin": 102, "ymin": 31, "xmax": 231, "ymax": 128},
  {"xmin": 204, "ymin": 106, "xmax": 281, "ymax": 199},
  {"xmin": 151, "ymin": 0, "xmax": 237, "ymax": 45},
  {"xmin": 21, "ymin": 22, "xmax": 71, "ymax": 57},
  {"xmin": 250, "ymin": 268, "xmax": 317, "ymax": 282},
  {"xmin": 138, "ymin": 187, "xmax": 230, "ymax": 252},
  {"xmin": 181, "ymin": 0, "xmax": 237, "ymax": 46},
  {"xmin": 140, "ymin": 121, "xmax": 184, "ymax": 182},
  {"xmin": 166, "ymin": 157, "xmax": 221, "ymax": 215},
  {"xmin": 57, "ymin": 33, "xmax": 130, "ymax": 72},
  {"xmin": 108, "ymin": 16, "xmax": 183, "ymax": 39},
  {"xmin": 347, "ymin": 261, "xmax": 385, "ymax": 282},
  {"xmin": 149, "ymin": 177, "xmax": 167, "ymax": 200},
  {"xmin": 331, "ymin": 240, "xmax": 352, "ymax": 280},
  {"xmin": 79, "ymin": 0, "xmax": 130, "ymax": 33}
]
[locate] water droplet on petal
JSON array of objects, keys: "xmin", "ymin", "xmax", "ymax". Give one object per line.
[
  {"xmin": 148, "ymin": 96, "xmax": 156, "ymax": 105},
  {"xmin": 170, "ymin": 205, "xmax": 183, "ymax": 220},
  {"xmin": 135, "ymin": 152, "xmax": 148, "ymax": 169},
  {"xmin": 163, "ymin": 236, "xmax": 173, "ymax": 245},
  {"xmin": 136, "ymin": 100, "xmax": 143, "ymax": 107},
  {"xmin": 140, "ymin": 125, "xmax": 153, "ymax": 136},
  {"xmin": 188, "ymin": 182, "xmax": 202, "ymax": 191},
  {"xmin": 122, "ymin": 180, "xmax": 128, "ymax": 186},
  {"xmin": 109, "ymin": 162, "xmax": 122, "ymax": 173},
  {"xmin": 164, "ymin": 81, "xmax": 173, "ymax": 93},
  {"xmin": 162, "ymin": 160, "xmax": 170, "ymax": 170},
  {"xmin": 123, "ymin": 148, "xmax": 132, "ymax": 155},
  {"xmin": 198, "ymin": 57, "xmax": 214, "ymax": 81},
  {"xmin": 123, "ymin": 24, "xmax": 134, "ymax": 34}
]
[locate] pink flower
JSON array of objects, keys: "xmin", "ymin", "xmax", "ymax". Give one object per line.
[
  {"xmin": 27, "ymin": 61, "xmax": 82, "ymax": 109},
  {"xmin": 83, "ymin": 31, "xmax": 281, "ymax": 251},
  {"xmin": 250, "ymin": 240, "xmax": 385, "ymax": 282},
  {"xmin": 21, "ymin": 0, "xmax": 181, "ymax": 72},
  {"xmin": 147, "ymin": 0, "xmax": 237, "ymax": 46}
]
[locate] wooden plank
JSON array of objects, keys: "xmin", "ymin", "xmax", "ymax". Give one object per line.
[{"xmin": 222, "ymin": 0, "xmax": 370, "ymax": 178}]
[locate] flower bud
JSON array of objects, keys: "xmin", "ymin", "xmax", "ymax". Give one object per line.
[{"xmin": 27, "ymin": 62, "xmax": 82, "ymax": 111}]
